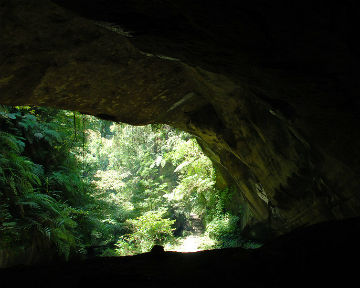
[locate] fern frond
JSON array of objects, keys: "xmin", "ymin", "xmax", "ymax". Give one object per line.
[
  {"xmin": 18, "ymin": 114, "xmax": 37, "ymax": 131},
  {"xmin": 23, "ymin": 170, "xmax": 41, "ymax": 186},
  {"xmin": 20, "ymin": 193, "xmax": 61, "ymax": 215},
  {"xmin": 0, "ymin": 132, "xmax": 25, "ymax": 153},
  {"xmin": 43, "ymin": 128, "xmax": 62, "ymax": 143},
  {"xmin": 16, "ymin": 200, "xmax": 40, "ymax": 210}
]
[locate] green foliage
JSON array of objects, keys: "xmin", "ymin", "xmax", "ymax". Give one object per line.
[
  {"xmin": 204, "ymin": 211, "xmax": 262, "ymax": 249},
  {"xmin": 114, "ymin": 236, "xmax": 136, "ymax": 256},
  {"xmin": 205, "ymin": 214, "xmax": 241, "ymax": 248},
  {"xmin": 100, "ymin": 248, "xmax": 119, "ymax": 257},
  {"xmin": 1, "ymin": 104, "xmax": 249, "ymax": 265},
  {"xmin": 0, "ymin": 106, "xmax": 97, "ymax": 262},
  {"xmin": 116, "ymin": 209, "xmax": 175, "ymax": 254}
]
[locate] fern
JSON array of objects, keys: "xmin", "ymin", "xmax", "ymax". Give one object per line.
[
  {"xmin": 18, "ymin": 114, "xmax": 37, "ymax": 131},
  {"xmin": 43, "ymin": 128, "xmax": 62, "ymax": 144},
  {"xmin": 23, "ymin": 169, "xmax": 41, "ymax": 186},
  {"xmin": 16, "ymin": 200, "xmax": 40, "ymax": 210},
  {"xmin": 0, "ymin": 132, "xmax": 25, "ymax": 154},
  {"xmin": 21, "ymin": 193, "xmax": 61, "ymax": 215}
]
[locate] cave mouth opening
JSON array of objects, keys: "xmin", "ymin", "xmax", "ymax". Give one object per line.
[{"xmin": 0, "ymin": 105, "xmax": 261, "ymax": 268}]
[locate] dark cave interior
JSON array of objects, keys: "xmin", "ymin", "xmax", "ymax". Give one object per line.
[{"xmin": 0, "ymin": 0, "xmax": 359, "ymax": 287}]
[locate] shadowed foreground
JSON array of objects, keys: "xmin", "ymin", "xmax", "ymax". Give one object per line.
[{"xmin": 1, "ymin": 217, "xmax": 359, "ymax": 288}]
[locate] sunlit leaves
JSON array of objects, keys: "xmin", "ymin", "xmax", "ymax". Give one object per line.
[
  {"xmin": 119, "ymin": 209, "xmax": 175, "ymax": 253},
  {"xmin": 0, "ymin": 106, "xmax": 95, "ymax": 262},
  {"xmin": 0, "ymin": 104, "xmax": 244, "ymax": 261}
]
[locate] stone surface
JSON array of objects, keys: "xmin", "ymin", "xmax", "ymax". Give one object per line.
[{"xmin": 0, "ymin": 0, "xmax": 359, "ymax": 237}]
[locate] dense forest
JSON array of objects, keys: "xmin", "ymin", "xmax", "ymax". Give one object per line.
[{"xmin": 0, "ymin": 106, "xmax": 259, "ymax": 266}]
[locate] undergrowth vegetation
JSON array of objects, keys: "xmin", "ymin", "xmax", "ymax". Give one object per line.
[{"xmin": 0, "ymin": 105, "xmax": 259, "ymax": 266}]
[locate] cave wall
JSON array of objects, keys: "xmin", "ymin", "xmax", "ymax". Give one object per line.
[{"xmin": 0, "ymin": 0, "xmax": 359, "ymax": 236}]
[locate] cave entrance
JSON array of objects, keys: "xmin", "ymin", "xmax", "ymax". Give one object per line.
[{"xmin": 0, "ymin": 105, "xmax": 260, "ymax": 267}]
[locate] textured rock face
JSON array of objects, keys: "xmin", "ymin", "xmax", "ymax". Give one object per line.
[{"xmin": 0, "ymin": 0, "xmax": 359, "ymax": 236}]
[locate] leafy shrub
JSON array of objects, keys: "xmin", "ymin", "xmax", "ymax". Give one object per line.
[
  {"xmin": 205, "ymin": 214, "xmax": 242, "ymax": 248},
  {"xmin": 0, "ymin": 107, "xmax": 96, "ymax": 263},
  {"xmin": 114, "ymin": 236, "xmax": 138, "ymax": 256},
  {"xmin": 101, "ymin": 248, "xmax": 119, "ymax": 257},
  {"xmin": 116, "ymin": 209, "xmax": 176, "ymax": 254}
]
